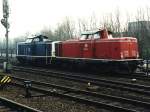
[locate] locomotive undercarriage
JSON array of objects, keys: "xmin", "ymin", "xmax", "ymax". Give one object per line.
[
  {"xmin": 17, "ymin": 56, "xmax": 142, "ymax": 74},
  {"xmin": 55, "ymin": 57, "xmax": 142, "ymax": 74}
]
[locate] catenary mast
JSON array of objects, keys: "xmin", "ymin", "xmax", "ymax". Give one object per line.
[{"xmin": 1, "ymin": 0, "xmax": 9, "ymax": 67}]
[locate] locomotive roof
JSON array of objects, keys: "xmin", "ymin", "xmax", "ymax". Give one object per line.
[
  {"xmin": 81, "ymin": 30, "xmax": 100, "ymax": 35},
  {"xmin": 28, "ymin": 35, "xmax": 48, "ymax": 39},
  {"xmin": 17, "ymin": 35, "xmax": 52, "ymax": 44},
  {"xmin": 81, "ymin": 29, "xmax": 113, "ymax": 35}
]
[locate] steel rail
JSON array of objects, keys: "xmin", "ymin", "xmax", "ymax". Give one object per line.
[
  {"xmin": 11, "ymin": 75, "xmax": 150, "ymax": 108},
  {"xmin": 11, "ymin": 81, "xmax": 139, "ymax": 112},
  {"xmin": 12, "ymin": 66, "xmax": 150, "ymax": 95}
]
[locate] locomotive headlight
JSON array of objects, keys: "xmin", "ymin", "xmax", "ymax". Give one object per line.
[
  {"xmin": 132, "ymin": 50, "xmax": 136, "ymax": 56},
  {"xmin": 137, "ymin": 52, "xmax": 139, "ymax": 58},
  {"xmin": 124, "ymin": 51, "xmax": 129, "ymax": 57},
  {"xmin": 120, "ymin": 52, "xmax": 124, "ymax": 59}
]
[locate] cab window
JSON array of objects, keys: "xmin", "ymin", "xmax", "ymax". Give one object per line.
[
  {"xmin": 88, "ymin": 35, "xmax": 92, "ymax": 39},
  {"xmin": 80, "ymin": 35, "xmax": 88, "ymax": 40},
  {"xmin": 93, "ymin": 33, "xmax": 100, "ymax": 39},
  {"xmin": 80, "ymin": 34, "xmax": 93, "ymax": 40},
  {"xmin": 25, "ymin": 39, "xmax": 32, "ymax": 43},
  {"xmin": 33, "ymin": 38, "xmax": 40, "ymax": 42}
]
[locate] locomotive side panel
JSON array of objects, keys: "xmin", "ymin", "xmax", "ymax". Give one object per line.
[
  {"xmin": 62, "ymin": 42, "xmax": 81, "ymax": 58},
  {"xmin": 17, "ymin": 43, "xmax": 34, "ymax": 63},
  {"xmin": 34, "ymin": 43, "xmax": 52, "ymax": 56},
  {"xmin": 35, "ymin": 43, "xmax": 46, "ymax": 56},
  {"xmin": 80, "ymin": 40, "xmax": 94, "ymax": 58},
  {"xmin": 94, "ymin": 40, "xmax": 112, "ymax": 59},
  {"xmin": 120, "ymin": 38, "xmax": 139, "ymax": 59},
  {"xmin": 18, "ymin": 44, "xmax": 25, "ymax": 55},
  {"xmin": 18, "ymin": 43, "xmax": 33, "ymax": 56},
  {"xmin": 94, "ymin": 38, "xmax": 139, "ymax": 59},
  {"xmin": 109, "ymin": 41, "xmax": 121, "ymax": 59}
]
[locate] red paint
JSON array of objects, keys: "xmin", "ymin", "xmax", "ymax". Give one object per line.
[
  {"xmin": 95, "ymin": 38, "xmax": 138, "ymax": 59},
  {"xmin": 59, "ymin": 29, "xmax": 139, "ymax": 60}
]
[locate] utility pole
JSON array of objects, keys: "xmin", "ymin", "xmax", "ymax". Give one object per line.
[
  {"xmin": 6, "ymin": 16, "xmax": 9, "ymax": 63},
  {"xmin": 1, "ymin": 0, "xmax": 9, "ymax": 72}
]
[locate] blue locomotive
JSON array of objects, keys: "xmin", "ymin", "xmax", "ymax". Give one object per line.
[{"xmin": 16, "ymin": 35, "xmax": 60, "ymax": 64}]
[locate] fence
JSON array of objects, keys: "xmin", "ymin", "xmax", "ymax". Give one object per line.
[{"xmin": 0, "ymin": 49, "xmax": 16, "ymax": 58}]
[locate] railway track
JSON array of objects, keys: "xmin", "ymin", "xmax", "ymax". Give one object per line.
[
  {"xmin": 4, "ymin": 66, "xmax": 150, "ymax": 111},
  {"xmin": 12, "ymin": 66, "xmax": 150, "ymax": 96},
  {"xmin": 10, "ymin": 75, "xmax": 150, "ymax": 112},
  {"xmin": 2, "ymin": 64, "xmax": 150, "ymax": 81},
  {"xmin": 105, "ymin": 72, "xmax": 150, "ymax": 82},
  {"xmin": 0, "ymin": 96, "xmax": 41, "ymax": 112}
]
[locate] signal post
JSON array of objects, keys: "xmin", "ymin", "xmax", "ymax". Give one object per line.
[{"xmin": 1, "ymin": 0, "xmax": 10, "ymax": 72}]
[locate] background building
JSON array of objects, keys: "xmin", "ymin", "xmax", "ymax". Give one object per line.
[{"xmin": 128, "ymin": 21, "xmax": 150, "ymax": 59}]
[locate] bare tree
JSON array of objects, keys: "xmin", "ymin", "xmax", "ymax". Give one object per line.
[
  {"xmin": 89, "ymin": 12, "xmax": 98, "ymax": 30},
  {"xmin": 77, "ymin": 18, "xmax": 88, "ymax": 34},
  {"xmin": 40, "ymin": 27, "xmax": 55, "ymax": 40},
  {"xmin": 54, "ymin": 17, "xmax": 75, "ymax": 40}
]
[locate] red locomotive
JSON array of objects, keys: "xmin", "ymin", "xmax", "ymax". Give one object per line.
[{"xmin": 16, "ymin": 29, "xmax": 142, "ymax": 74}]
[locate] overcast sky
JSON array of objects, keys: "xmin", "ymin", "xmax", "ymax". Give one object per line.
[{"xmin": 0, "ymin": 0, "xmax": 150, "ymax": 40}]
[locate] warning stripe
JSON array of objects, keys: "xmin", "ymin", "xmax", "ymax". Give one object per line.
[
  {"xmin": 3, "ymin": 77, "xmax": 10, "ymax": 83},
  {"xmin": 1, "ymin": 76, "xmax": 8, "ymax": 83},
  {"xmin": 1, "ymin": 76, "xmax": 11, "ymax": 83},
  {"xmin": 7, "ymin": 79, "xmax": 11, "ymax": 83}
]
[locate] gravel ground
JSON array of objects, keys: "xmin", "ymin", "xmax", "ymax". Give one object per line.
[{"xmin": 0, "ymin": 84, "xmax": 110, "ymax": 112}]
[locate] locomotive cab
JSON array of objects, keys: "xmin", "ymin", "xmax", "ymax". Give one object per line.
[
  {"xmin": 16, "ymin": 35, "xmax": 53, "ymax": 64},
  {"xmin": 80, "ymin": 31, "xmax": 100, "ymax": 40},
  {"xmin": 80, "ymin": 29, "xmax": 113, "ymax": 40},
  {"xmin": 27, "ymin": 35, "xmax": 50, "ymax": 43}
]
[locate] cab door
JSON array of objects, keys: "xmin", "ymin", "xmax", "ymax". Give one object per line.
[{"xmin": 80, "ymin": 34, "xmax": 94, "ymax": 58}]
